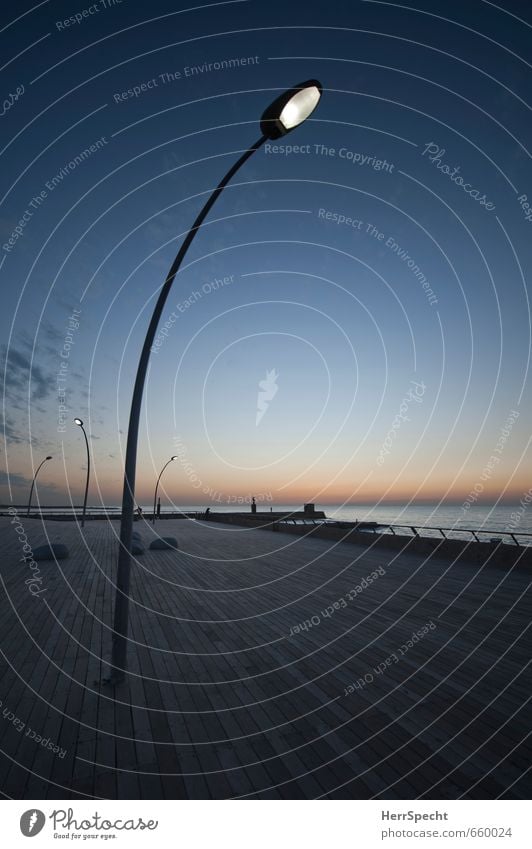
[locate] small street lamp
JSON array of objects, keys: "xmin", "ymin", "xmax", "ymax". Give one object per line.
[
  {"xmin": 26, "ymin": 456, "xmax": 52, "ymax": 517},
  {"xmin": 74, "ymin": 418, "xmax": 90, "ymax": 528},
  {"xmin": 152, "ymin": 456, "xmax": 178, "ymax": 524}
]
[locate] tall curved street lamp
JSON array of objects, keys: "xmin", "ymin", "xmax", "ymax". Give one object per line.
[
  {"xmin": 74, "ymin": 418, "xmax": 90, "ymax": 528},
  {"xmin": 109, "ymin": 80, "xmax": 323, "ymax": 683},
  {"xmin": 152, "ymin": 456, "xmax": 178, "ymax": 524},
  {"xmin": 26, "ymin": 456, "xmax": 52, "ymax": 517}
]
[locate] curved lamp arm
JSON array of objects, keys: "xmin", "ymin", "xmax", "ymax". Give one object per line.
[
  {"xmin": 26, "ymin": 456, "xmax": 52, "ymax": 517},
  {"xmin": 76, "ymin": 420, "xmax": 90, "ymax": 528},
  {"xmin": 152, "ymin": 457, "xmax": 176, "ymax": 524},
  {"xmin": 111, "ymin": 136, "xmax": 267, "ymax": 681}
]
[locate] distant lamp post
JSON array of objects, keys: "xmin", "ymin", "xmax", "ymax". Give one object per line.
[
  {"xmin": 152, "ymin": 456, "xmax": 178, "ymax": 524},
  {"xmin": 26, "ymin": 456, "xmax": 52, "ymax": 517},
  {"xmin": 109, "ymin": 80, "xmax": 323, "ymax": 684},
  {"xmin": 74, "ymin": 418, "xmax": 90, "ymax": 528}
]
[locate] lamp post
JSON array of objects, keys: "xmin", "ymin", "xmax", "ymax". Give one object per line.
[
  {"xmin": 152, "ymin": 456, "xmax": 178, "ymax": 524},
  {"xmin": 74, "ymin": 418, "xmax": 90, "ymax": 528},
  {"xmin": 26, "ymin": 456, "xmax": 52, "ymax": 517},
  {"xmin": 109, "ymin": 80, "xmax": 323, "ymax": 683}
]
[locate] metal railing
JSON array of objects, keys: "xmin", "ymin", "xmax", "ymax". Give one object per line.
[
  {"xmin": 351, "ymin": 522, "xmax": 530, "ymax": 546},
  {"xmin": 3, "ymin": 508, "xmax": 530, "ymax": 547},
  {"xmin": 275, "ymin": 518, "xmax": 531, "ymax": 546},
  {"xmin": 2, "ymin": 508, "xmax": 201, "ymax": 521},
  {"xmin": 277, "ymin": 517, "xmax": 325, "ymax": 526}
]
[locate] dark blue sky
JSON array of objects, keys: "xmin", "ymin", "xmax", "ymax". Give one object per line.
[{"xmin": 1, "ymin": 0, "xmax": 531, "ymax": 507}]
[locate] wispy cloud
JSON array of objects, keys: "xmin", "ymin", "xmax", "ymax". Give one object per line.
[
  {"xmin": 1, "ymin": 345, "xmax": 52, "ymax": 402},
  {"xmin": 0, "ymin": 469, "xmax": 31, "ymax": 487},
  {"xmin": 0, "ymin": 411, "xmax": 25, "ymax": 444}
]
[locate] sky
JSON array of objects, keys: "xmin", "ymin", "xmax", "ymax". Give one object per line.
[{"xmin": 0, "ymin": 0, "xmax": 531, "ymax": 509}]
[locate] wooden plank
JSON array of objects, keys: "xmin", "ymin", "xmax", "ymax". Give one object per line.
[{"xmin": 0, "ymin": 516, "xmax": 529, "ymax": 800}]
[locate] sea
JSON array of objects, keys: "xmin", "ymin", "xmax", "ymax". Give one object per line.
[
  {"xmin": 148, "ymin": 501, "xmax": 532, "ymax": 541},
  {"xmin": 16, "ymin": 501, "xmax": 532, "ymax": 543},
  {"xmin": 324, "ymin": 502, "xmax": 532, "ymax": 535}
]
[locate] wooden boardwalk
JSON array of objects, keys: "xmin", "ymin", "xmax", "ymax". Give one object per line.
[{"xmin": 0, "ymin": 515, "xmax": 530, "ymax": 799}]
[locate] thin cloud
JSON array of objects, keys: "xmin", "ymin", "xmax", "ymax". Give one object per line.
[{"xmin": 1, "ymin": 345, "xmax": 51, "ymax": 402}]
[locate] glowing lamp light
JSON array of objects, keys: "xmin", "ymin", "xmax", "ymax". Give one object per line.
[{"xmin": 260, "ymin": 80, "xmax": 322, "ymax": 140}]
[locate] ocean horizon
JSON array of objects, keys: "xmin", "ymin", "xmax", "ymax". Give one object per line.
[
  {"xmin": 14, "ymin": 500, "xmax": 532, "ymax": 536},
  {"xmin": 149, "ymin": 501, "xmax": 532, "ymax": 536}
]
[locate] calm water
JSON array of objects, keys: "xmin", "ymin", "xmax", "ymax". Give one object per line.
[
  {"xmin": 326, "ymin": 503, "xmax": 532, "ymax": 535},
  {"xmin": 151, "ymin": 501, "xmax": 532, "ymax": 536},
  {"xmin": 16, "ymin": 501, "xmax": 532, "ymax": 541}
]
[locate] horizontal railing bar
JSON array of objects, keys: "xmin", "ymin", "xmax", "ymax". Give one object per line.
[{"xmin": 385, "ymin": 523, "xmax": 531, "ymax": 537}]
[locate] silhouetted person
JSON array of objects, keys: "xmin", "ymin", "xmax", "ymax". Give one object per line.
[
  {"xmin": 205, "ymin": 507, "xmax": 211, "ymax": 519},
  {"xmin": 251, "ymin": 497, "xmax": 257, "ymax": 514}
]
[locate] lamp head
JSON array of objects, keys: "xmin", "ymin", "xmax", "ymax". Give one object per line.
[
  {"xmin": 171, "ymin": 455, "xmax": 178, "ymax": 461},
  {"xmin": 46, "ymin": 456, "xmax": 52, "ymax": 460},
  {"xmin": 260, "ymin": 80, "xmax": 322, "ymax": 140},
  {"xmin": 74, "ymin": 418, "xmax": 84, "ymax": 427}
]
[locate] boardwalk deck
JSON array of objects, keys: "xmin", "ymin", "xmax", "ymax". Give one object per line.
[{"xmin": 0, "ymin": 515, "xmax": 530, "ymax": 799}]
